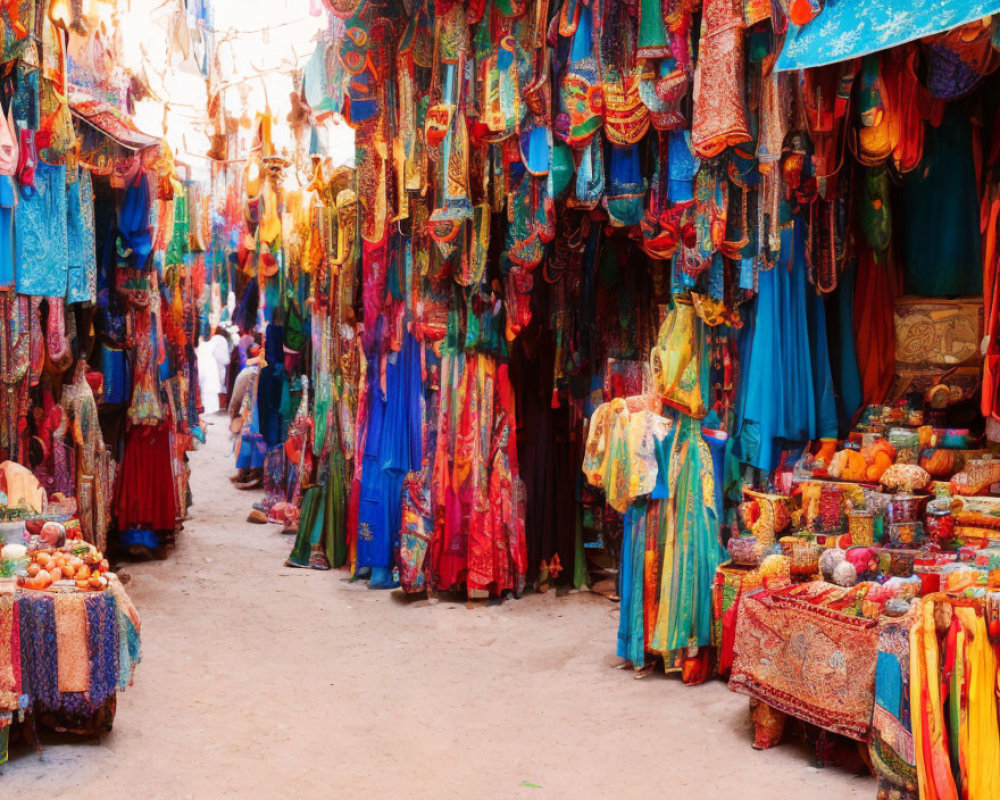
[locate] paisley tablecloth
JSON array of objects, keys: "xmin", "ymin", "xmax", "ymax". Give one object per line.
[{"xmin": 728, "ymin": 581, "xmax": 880, "ymax": 740}]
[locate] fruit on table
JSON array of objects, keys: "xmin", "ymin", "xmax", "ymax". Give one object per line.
[{"xmin": 19, "ymin": 543, "xmax": 111, "ymax": 591}]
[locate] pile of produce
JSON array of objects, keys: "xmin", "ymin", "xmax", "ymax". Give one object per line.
[{"xmin": 18, "ymin": 542, "xmax": 110, "ymax": 591}]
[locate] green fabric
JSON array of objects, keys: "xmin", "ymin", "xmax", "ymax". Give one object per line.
[
  {"xmin": 287, "ymin": 485, "xmax": 325, "ymax": 567},
  {"xmin": 654, "ymin": 416, "xmax": 723, "ymax": 652},
  {"xmin": 860, "ymin": 166, "xmax": 892, "ymax": 254},
  {"xmin": 165, "ymin": 193, "xmax": 189, "ymax": 265},
  {"xmin": 283, "ymin": 292, "xmax": 307, "ymax": 352},
  {"xmin": 572, "ymin": 506, "xmax": 589, "ymax": 590},
  {"xmin": 325, "ymin": 445, "xmax": 348, "ymax": 568},
  {"xmin": 551, "ymin": 141, "xmax": 574, "ymax": 198},
  {"xmin": 637, "ymin": 0, "xmax": 668, "ymax": 53}
]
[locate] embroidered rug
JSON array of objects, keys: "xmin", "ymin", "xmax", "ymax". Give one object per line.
[{"xmin": 729, "ymin": 582, "xmax": 880, "ymax": 740}]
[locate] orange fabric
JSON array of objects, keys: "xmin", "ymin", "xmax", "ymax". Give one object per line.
[
  {"xmin": 54, "ymin": 593, "xmax": 90, "ymax": 693},
  {"xmin": 881, "ymin": 46, "xmax": 942, "ymax": 174},
  {"xmin": 854, "ymin": 245, "xmax": 896, "ymax": 405},
  {"xmin": 980, "ymin": 106, "xmax": 1000, "ymax": 420}
]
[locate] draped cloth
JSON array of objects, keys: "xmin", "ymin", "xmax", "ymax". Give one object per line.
[
  {"xmin": 854, "ymin": 246, "xmax": 896, "ymax": 405},
  {"xmin": 730, "ymin": 582, "xmax": 880, "ymax": 740},
  {"xmin": 691, "ymin": 0, "xmax": 751, "ymax": 158},
  {"xmin": 776, "ymin": 0, "xmax": 1000, "ymax": 72},
  {"xmin": 54, "ymin": 593, "xmax": 89, "ymax": 693},
  {"xmin": 0, "ymin": 592, "xmax": 19, "ymax": 713},
  {"xmin": 650, "ymin": 415, "xmax": 721, "ymax": 655},
  {"xmin": 910, "ymin": 599, "xmax": 959, "ymax": 800},
  {"xmin": 617, "ymin": 502, "xmax": 647, "ymax": 666}
]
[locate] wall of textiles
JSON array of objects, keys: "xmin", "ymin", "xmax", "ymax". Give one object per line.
[
  {"xmin": 298, "ymin": 0, "xmax": 715, "ymax": 595},
  {"xmin": 0, "ymin": 0, "xmax": 204, "ymax": 557},
  {"xmin": 295, "ymin": 0, "xmax": 1000, "ymax": 729},
  {"xmin": 870, "ymin": 590, "xmax": 1000, "ymax": 800}
]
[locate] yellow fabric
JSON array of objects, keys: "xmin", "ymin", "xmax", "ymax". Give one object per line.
[
  {"xmin": 54, "ymin": 593, "xmax": 90, "ymax": 693},
  {"xmin": 258, "ymin": 189, "xmax": 281, "ymax": 245},
  {"xmin": 650, "ymin": 298, "xmax": 706, "ymax": 418},
  {"xmin": 954, "ymin": 607, "xmax": 1000, "ymax": 800},
  {"xmin": 912, "ymin": 599, "xmax": 959, "ymax": 800}
]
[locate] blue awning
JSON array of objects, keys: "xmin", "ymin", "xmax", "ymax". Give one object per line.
[{"xmin": 776, "ymin": 0, "xmax": 1000, "ymax": 72}]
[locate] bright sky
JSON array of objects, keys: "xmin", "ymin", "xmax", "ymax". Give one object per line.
[{"xmin": 121, "ymin": 0, "xmax": 353, "ymax": 181}]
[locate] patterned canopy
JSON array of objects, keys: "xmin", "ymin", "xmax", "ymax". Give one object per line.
[{"xmin": 776, "ymin": 0, "xmax": 1000, "ymax": 72}]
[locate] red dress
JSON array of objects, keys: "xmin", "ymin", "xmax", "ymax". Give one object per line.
[{"xmin": 115, "ymin": 421, "xmax": 178, "ymax": 531}]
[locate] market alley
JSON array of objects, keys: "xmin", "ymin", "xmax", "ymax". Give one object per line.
[{"xmin": 2, "ymin": 416, "xmax": 872, "ymax": 799}]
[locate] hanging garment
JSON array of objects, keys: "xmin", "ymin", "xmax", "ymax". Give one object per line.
[
  {"xmin": 910, "ymin": 599, "xmax": 959, "ymax": 800},
  {"xmin": 606, "ymin": 144, "xmax": 645, "ymax": 228},
  {"xmin": 650, "ymin": 415, "xmax": 722, "ymax": 655},
  {"xmin": 691, "ymin": 0, "xmax": 751, "ymax": 157},
  {"xmin": 617, "ymin": 501, "xmax": 647, "ymax": 667},
  {"xmin": 740, "ymin": 224, "xmax": 826, "ymax": 471},
  {"xmin": 0, "ymin": 174, "xmax": 15, "ymax": 289},
  {"xmin": 853, "ymin": 244, "xmax": 896, "ymax": 406},
  {"xmin": 650, "ymin": 297, "xmax": 708, "ymax": 419},
  {"xmin": 115, "ymin": 422, "xmax": 178, "ymax": 532},
  {"xmin": 356, "ymin": 335, "xmax": 422, "ymax": 575},
  {"xmin": 899, "ymin": 103, "xmax": 982, "ymax": 298},
  {"xmin": 15, "ymin": 160, "xmax": 67, "ymax": 297},
  {"xmin": 66, "ymin": 168, "xmax": 96, "ymax": 304},
  {"xmin": 558, "ymin": 0, "xmax": 603, "ymax": 147}
]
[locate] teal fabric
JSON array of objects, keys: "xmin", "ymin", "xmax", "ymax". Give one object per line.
[
  {"xmin": 616, "ymin": 502, "xmax": 646, "ymax": 666},
  {"xmin": 899, "ymin": 104, "xmax": 981, "ymax": 298},
  {"xmin": 15, "ymin": 162, "xmax": 68, "ymax": 297}
]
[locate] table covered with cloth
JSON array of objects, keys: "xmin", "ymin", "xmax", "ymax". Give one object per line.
[
  {"xmin": 0, "ymin": 576, "xmax": 141, "ymax": 764},
  {"xmin": 728, "ymin": 581, "xmax": 880, "ymax": 741}
]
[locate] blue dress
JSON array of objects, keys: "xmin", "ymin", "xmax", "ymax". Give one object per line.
[
  {"xmin": 66, "ymin": 169, "xmax": 97, "ymax": 304},
  {"xmin": 740, "ymin": 221, "xmax": 835, "ymax": 471},
  {"xmin": 357, "ymin": 334, "xmax": 423, "ymax": 582},
  {"xmin": 256, "ymin": 324, "xmax": 287, "ymax": 448},
  {"xmin": 15, "ymin": 161, "xmax": 68, "ymax": 297}
]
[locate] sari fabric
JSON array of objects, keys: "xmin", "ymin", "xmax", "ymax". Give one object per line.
[
  {"xmin": 357, "ymin": 334, "xmax": 422, "ymax": 573},
  {"xmin": 910, "ymin": 599, "xmax": 958, "ymax": 800},
  {"xmin": 617, "ymin": 501, "xmax": 647, "ymax": 666},
  {"xmin": 651, "ymin": 415, "xmax": 721, "ymax": 653},
  {"xmin": 15, "ymin": 161, "xmax": 68, "ymax": 297}
]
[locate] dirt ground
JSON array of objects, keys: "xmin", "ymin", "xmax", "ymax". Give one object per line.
[{"xmin": 2, "ymin": 416, "xmax": 874, "ymax": 799}]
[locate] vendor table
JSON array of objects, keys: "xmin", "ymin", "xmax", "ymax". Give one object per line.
[
  {"xmin": 728, "ymin": 581, "xmax": 881, "ymax": 744},
  {"xmin": 0, "ymin": 577, "xmax": 140, "ymax": 764}
]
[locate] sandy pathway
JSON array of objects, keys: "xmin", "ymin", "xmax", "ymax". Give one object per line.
[{"xmin": 2, "ymin": 417, "xmax": 873, "ymax": 798}]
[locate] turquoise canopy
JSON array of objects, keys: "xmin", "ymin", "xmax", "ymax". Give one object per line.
[{"xmin": 776, "ymin": 0, "xmax": 1000, "ymax": 72}]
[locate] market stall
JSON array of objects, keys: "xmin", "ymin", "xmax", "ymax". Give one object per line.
[
  {"xmin": 195, "ymin": 0, "xmax": 1000, "ymax": 791},
  {"xmin": 1, "ymin": 523, "xmax": 140, "ymax": 766}
]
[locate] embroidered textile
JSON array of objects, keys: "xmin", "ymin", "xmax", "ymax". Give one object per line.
[{"xmin": 729, "ymin": 582, "xmax": 880, "ymax": 740}]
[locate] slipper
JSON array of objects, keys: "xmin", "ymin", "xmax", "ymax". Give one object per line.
[{"xmin": 246, "ymin": 509, "xmax": 268, "ymax": 524}]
